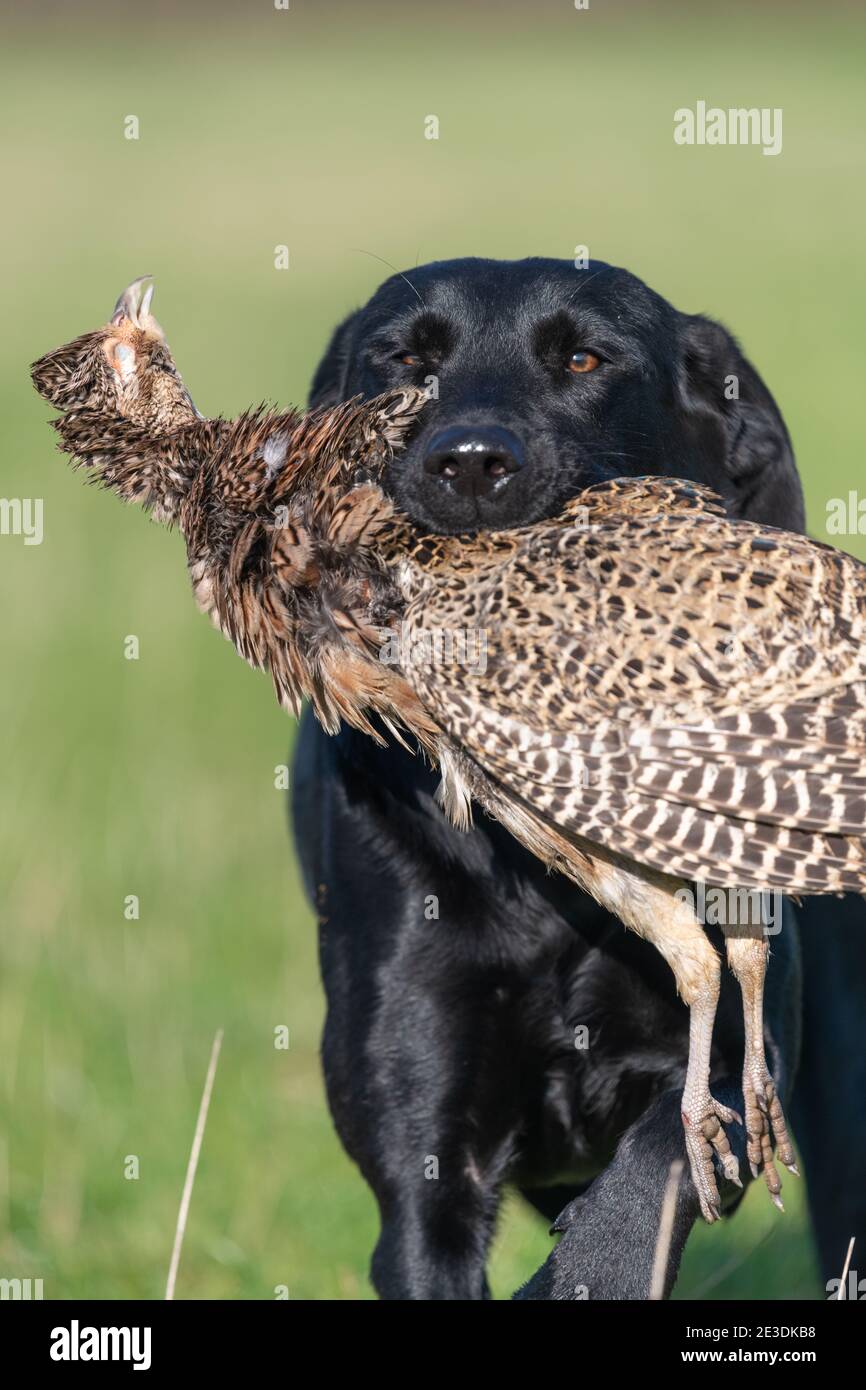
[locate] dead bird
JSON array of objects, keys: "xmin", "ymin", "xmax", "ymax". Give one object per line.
[
  {"xmin": 32, "ymin": 276, "xmax": 436, "ymax": 746},
  {"xmin": 33, "ymin": 277, "xmax": 866, "ymax": 1223}
]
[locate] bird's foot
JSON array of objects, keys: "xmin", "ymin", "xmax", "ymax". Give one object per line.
[
  {"xmin": 682, "ymin": 1094, "xmax": 742, "ymax": 1223},
  {"xmin": 742, "ymin": 1064, "xmax": 798, "ymax": 1212}
]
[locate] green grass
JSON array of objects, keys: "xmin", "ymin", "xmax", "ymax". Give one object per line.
[{"xmin": 2, "ymin": 0, "xmax": 863, "ymax": 1299}]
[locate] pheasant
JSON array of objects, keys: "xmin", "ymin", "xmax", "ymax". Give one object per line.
[{"xmin": 32, "ymin": 278, "xmax": 866, "ymax": 1224}]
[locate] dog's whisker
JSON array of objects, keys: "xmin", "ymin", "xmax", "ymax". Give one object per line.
[{"xmin": 352, "ymin": 248, "xmax": 425, "ymax": 306}]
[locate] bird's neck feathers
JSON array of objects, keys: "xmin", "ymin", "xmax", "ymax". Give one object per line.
[
  {"xmin": 31, "ymin": 331, "xmax": 110, "ymax": 413},
  {"xmin": 32, "ymin": 313, "xmax": 435, "ymax": 747}
]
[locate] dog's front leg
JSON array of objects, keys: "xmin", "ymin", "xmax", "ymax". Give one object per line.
[
  {"xmin": 298, "ymin": 725, "xmax": 528, "ymax": 1299},
  {"xmin": 513, "ymin": 1086, "xmax": 733, "ymax": 1301},
  {"xmin": 322, "ymin": 960, "xmax": 526, "ymax": 1301}
]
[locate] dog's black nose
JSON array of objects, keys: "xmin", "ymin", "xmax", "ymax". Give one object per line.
[{"xmin": 423, "ymin": 426, "xmax": 525, "ymax": 500}]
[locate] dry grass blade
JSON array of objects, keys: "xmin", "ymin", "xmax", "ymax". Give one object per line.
[
  {"xmin": 836, "ymin": 1235, "xmax": 856, "ymax": 1301},
  {"xmin": 164, "ymin": 1028, "xmax": 224, "ymax": 1301},
  {"xmin": 650, "ymin": 1158, "xmax": 684, "ymax": 1300}
]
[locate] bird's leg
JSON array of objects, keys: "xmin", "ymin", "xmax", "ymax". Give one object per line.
[
  {"xmin": 678, "ymin": 985, "xmax": 732, "ymax": 1221},
  {"xmin": 723, "ymin": 921, "xmax": 798, "ymax": 1210},
  {"xmin": 670, "ymin": 935, "xmax": 742, "ymax": 1223},
  {"xmin": 584, "ymin": 860, "xmax": 741, "ymax": 1222}
]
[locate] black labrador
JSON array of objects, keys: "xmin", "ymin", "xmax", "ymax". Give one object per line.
[{"xmin": 291, "ymin": 257, "xmax": 866, "ymax": 1300}]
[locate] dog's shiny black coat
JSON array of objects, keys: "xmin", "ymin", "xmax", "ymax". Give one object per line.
[{"xmin": 292, "ymin": 258, "xmax": 866, "ymax": 1299}]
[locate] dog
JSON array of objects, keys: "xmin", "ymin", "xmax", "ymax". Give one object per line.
[{"xmin": 291, "ymin": 257, "xmax": 866, "ymax": 1299}]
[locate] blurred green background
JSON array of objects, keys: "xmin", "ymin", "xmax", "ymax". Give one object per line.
[{"xmin": 2, "ymin": 0, "xmax": 864, "ymax": 1300}]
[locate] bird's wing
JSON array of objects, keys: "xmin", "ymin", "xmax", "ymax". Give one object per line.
[
  {"xmin": 404, "ymin": 510, "xmax": 866, "ymax": 893},
  {"xmin": 556, "ymin": 475, "xmax": 731, "ymax": 525}
]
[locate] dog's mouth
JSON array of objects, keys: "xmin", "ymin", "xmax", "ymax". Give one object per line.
[{"xmin": 388, "ymin": 463, "xmax": 545, "ymax": 535}]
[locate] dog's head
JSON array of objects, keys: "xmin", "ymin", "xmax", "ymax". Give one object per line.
[{"xmin": 310, "ymin": 257, "xmax": 802, "ymax": 535}]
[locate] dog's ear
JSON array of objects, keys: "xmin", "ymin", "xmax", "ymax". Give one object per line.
[
  {"xmin": 676, "ymin": 313, "xmax": 804, "ymax": 531},
  {"xmin": 308, "ymin": 309, "xmax": 361, "ymax": 409}
]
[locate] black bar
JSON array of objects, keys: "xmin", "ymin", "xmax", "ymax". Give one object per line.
[{"xmin": 2, "ymin": 1296, "xmax": 860, "ymax": 1374}]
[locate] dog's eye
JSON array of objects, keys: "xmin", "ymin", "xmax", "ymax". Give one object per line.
[
  {"xmin": 568, "ymin": 351, "xmax": 601, "ymax": 375},
  {"xmin": 396, "ymin": 353, "xmax": 422, "ymax": 368}
]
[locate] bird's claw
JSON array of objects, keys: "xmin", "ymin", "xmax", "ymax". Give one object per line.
[
  {"xmin": 683, "ymin": 1097, "xmax": 742, "ymax": 1223},
  {"xmin": 742, "ymin": 1069, "xmax": 797, "ymax": 1211}
]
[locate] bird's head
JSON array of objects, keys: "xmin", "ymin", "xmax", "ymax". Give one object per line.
[
  {"xmin": 32, "ymin": 276, "xmax": 199, "ymax": 430},
  {"xmin": 102, "ymin": 277, "xmax": 201, "ymax": 430}
]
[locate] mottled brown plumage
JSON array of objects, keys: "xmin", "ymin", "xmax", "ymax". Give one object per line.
[
  {"xmin": 402, "ymin": 489, "xmax": 866, "ymax": 895},
  {"xmin": 33, "ymin": 278, "xmax": 866, "ymax": 1223},
  {"xmin": 32, "ymin": 278, "xmax": 437, "ymax": 747}
]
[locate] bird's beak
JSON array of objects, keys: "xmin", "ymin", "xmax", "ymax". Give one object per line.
[{"xmin": 110, "ymin": 275, "xmax": 160, "ymax": 333}]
